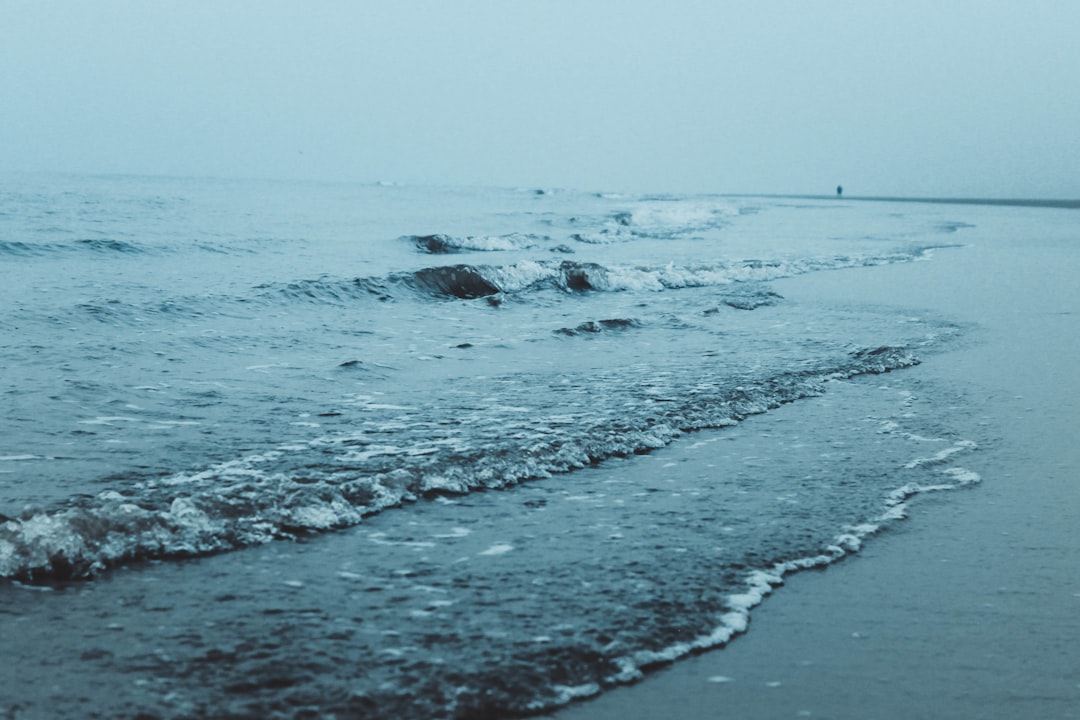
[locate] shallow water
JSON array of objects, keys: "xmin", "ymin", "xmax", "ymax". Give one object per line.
[{"xmin": 1, "ymin": 175, "xmax": 988, "ymax": 717}]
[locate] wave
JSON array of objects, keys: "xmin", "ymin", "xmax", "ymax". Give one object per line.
[
  {"xmin": 554, "ymin": 318, "xmax": 643, "ymax": 336},
  {"xmin": 390, "ymin": 245, "xmax": 946, "ymax": 302},
  {"xmin": 0, "ymin": 345, "xmax": 922, "ymax": 582},
  {"xmin": 716, "ymin": 287, "xmax": 784, "ymax": 310},
  {"xmin": 392, "ymin": 260, "xmax": 610, "ymax": 300},
  {"xmin": 404, "ymin": 264, "xmax": 505, "ymax": 299},
  {"xmin": 183, "ymin": 244, "xmax": 947, "ymax": 315},
  {"xmin": 0, "ymin": 240, "xmax": 54, "ymax": 256},
  {"xmin": 0, "ymin": 237, "xmax": 147, "ymax": 257},
  {"xmin": 338, "ymin": 436, "xmax": 981, "ymax": 719},
  {"xmin": 257, "ymin": 277, "xmax": 388, "ymax": 305},
  {"xmin": 71, "ymin": 295, "xmax": 239, "ymax": 324},
  {"xmin": 404, "ymin": 232, "xmax": 544, "ymax": 254},
  {"xmin": 60, "ymin": 257, "xmax": 716, "ymax": 325},
  {"xmin": 38, "ymin": 256, "xmax": 791, "ymax": 325},
  {"xmin": 9, "ymin": 244, "xmax": 946, "ymax": 334},
  {"xmin": 570, "ymin": 201, "xmax": 742, "ymax": 244},
  {"xmin": 592, "ymin": 442, "xmax": 982, "ymax": 693},
  {"xmin": 74, "ymin": 238, "xmax": 145, "ymax": 253}
]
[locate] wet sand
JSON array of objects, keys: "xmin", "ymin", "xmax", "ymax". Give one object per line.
[{"xmin": 550, "ymin": 207, "xmax": 1080, "ymax": 719}]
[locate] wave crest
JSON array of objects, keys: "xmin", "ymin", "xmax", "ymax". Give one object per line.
[
  {"xmin": 0, "ymin": 345, "xmax": 922, "ymax": 582},
  {"xmin": 405, "ymin": 233, "xmax": 543, "ymax": 254}
]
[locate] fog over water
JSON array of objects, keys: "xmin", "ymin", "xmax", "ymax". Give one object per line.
[{"xmin": 2, "ymin": 1, "xmax": 1079, "ymax": 197}]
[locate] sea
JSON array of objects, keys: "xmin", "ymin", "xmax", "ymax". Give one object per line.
[{"xmin": 1, "ymin": 174, "xmax": 990, "ymax": 718}]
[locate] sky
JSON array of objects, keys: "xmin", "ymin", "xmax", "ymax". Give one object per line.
[{"xmin": 2, "ymin": 1, "xmax": 1079, "ymax": 197}]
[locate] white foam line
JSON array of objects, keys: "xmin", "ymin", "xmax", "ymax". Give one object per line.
[
  {"xmin": 77, "ymin": 416, "xmax": 143, "ymax": 425},
  {"xmin": 11, "ymin": 580, "xmax": 54, "ymax": 592},
  {"xmin": 433, "ymin": 527, "xmax": 471, "ymax": 539},
  {"xmin": 903, "ymin": 433, "xmax": 947, "ymax": 443},
  {"xmin": 904, "ymin": 439, "xmax": 976, "ymax": 469},
  {"xmin": 368, "ymin": 532, "xmax": 436, "ymax": 549},
  {"xmin": 604, "ymin": 458, "xmax": 982, "ymax": 686},
  {"xmin": 478, "ymin": 543, "xmax": 514, "ymax": 556}
]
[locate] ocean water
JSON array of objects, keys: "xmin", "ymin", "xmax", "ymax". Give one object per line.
[{"xmin": 1, "ymin": 175, "xmax": 986, "ymax": 718}]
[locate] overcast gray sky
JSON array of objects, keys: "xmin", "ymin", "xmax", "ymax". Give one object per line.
[{"xmin": 3, "ymin": 1, "xmax": 1078, "ymax": 197}]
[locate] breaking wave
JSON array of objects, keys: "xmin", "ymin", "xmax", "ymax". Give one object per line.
[
  {"xmin": 36, "ymin": 245, "xmax": 945, "ymax": 331},
  {"xmin": 0, "ymin": 346, "xmax": 921, "ymax": 582},
  {"xmin": 570, "ymin": 201, "xmax": 742, "ymax": 244},
  {"xmin": 390, "ymin": 246, "xmax": 944, "ymax": 302},
  {"xmin": 404, "ymin": 232, "xmax": 544, "ymax": 254}
]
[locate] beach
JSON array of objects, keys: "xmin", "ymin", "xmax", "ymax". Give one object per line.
[
  {"xmin": 550, "ymin": 205, "xmax": 1080, "ymax": 719},
  {"xmin": 2, "ymin": 180, "xmax": 1077, "ymax": 719},
  {"xmin": 4, "ymin": 0, "xmax": 1079, "ymax": 715}
]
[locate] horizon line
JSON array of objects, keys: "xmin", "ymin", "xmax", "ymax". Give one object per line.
[{"xmin": 5, "ymin": 170, "xmax": 1079, "ymax": 208}]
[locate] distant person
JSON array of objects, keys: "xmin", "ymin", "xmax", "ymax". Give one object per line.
[{"xmin": 836, "ymin": 185, "xmax": 843, "ymax": 197}]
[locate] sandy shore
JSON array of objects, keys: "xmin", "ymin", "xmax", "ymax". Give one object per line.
[{"xmin": 549, "ymin": 206, "xmax": 1080, "ymax": 720}]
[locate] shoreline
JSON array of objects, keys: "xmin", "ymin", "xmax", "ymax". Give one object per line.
[
  {"xmin": 727, "ymin": 193, "xmax": 1080, "ymax": 209},
  {"xmin": 548, "ymin": 211, "xmax": 1080, "ymax": 718}
]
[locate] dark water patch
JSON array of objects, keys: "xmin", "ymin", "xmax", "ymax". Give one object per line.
[
  {"xmin": 389, "ymin": 259, "xmax": 606, "ymax": 300},
  {"xmin": 191, "ymin": 241, "xmax": 260, "ymax": 255},
  {"xmin": 0, "ymin": 237, "xmax": 144, "ymax": 257},
  {"xmin": 257, "ymin": 276, "xmax": 389, "ymax": 305},
  {"xmin": 555, "ymin": 319, "xmax": 643, "ymax": 336},
  {"xmin": 74, "ymin": 238, "xmax": 145, "ymax": 254},
  {"xmin": 0, "ymin": 240, "xmax": 54, "ymax": 256},
  {"xmin": 409, "ymin": 233, "xmax": 457, "ymax": 254},
  {"xmin": 76, "ymin": 300, "xmax": 138, "ymax": 323},
  {"xmin": 560, "ymin": 262, "xmax": 604, "ymax": 291},
  {"xmin": 74, "ymin": 296, "xmax": 218, "ymax": 324},
  {"xmin": 335, "ymin": 360, "xmax": 391, "ymax": 376},
  {"xmin": 407, "ymin": 265, "xmax": 502, "ymax": 299},
  {"xmin": 936, "ymin": 221, "xmax": 976, "ymax": 233},
  {"xmin": 719, "ymin": 288, "xmax": 783, "ymax": 310}
]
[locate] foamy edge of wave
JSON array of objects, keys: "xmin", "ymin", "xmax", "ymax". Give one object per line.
[
  {"xmin": 0, "ymin": 346, "xmax": 923, "ymax": 582},
  {"xmin": 404, "ymin": 232, "xmax": 544, "ymax": 254},
  {"xmin": 393, "ymin": 245, "xmax": 951, "ymax": 301},
  {"xmin": 599, "ymin": 442, "xmax": 981, "ymax": 689}
]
